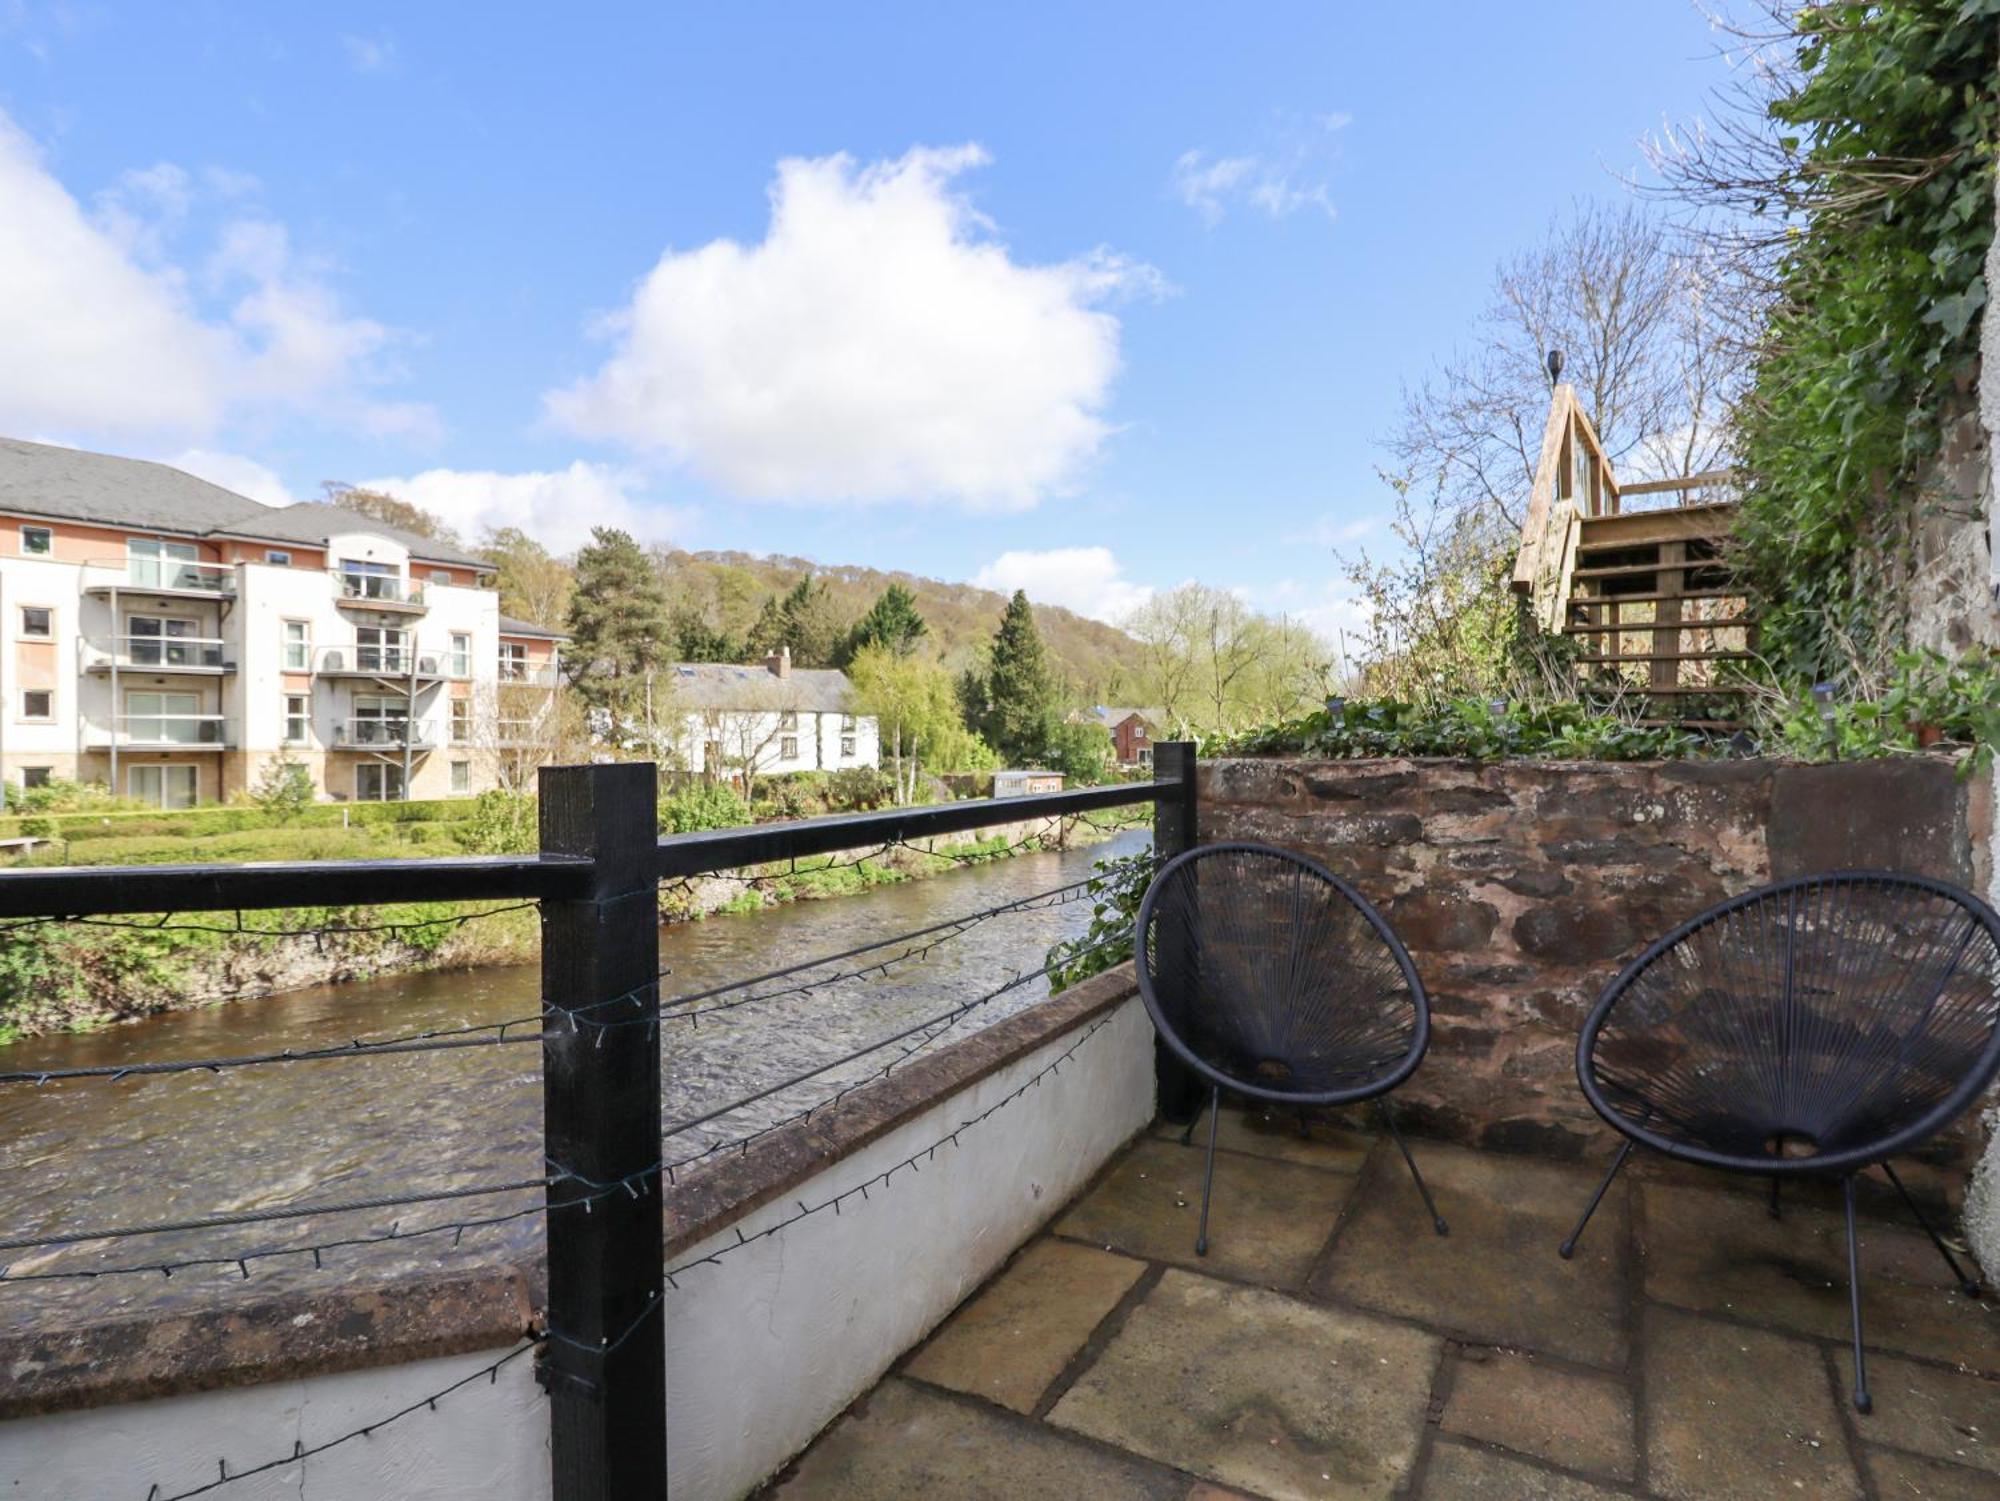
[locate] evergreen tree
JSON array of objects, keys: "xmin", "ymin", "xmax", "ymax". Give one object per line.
[
  {"xmin": 844, "ymin": 582, "xmax": 929, "ymax": 661},
  {"xmin": 671, "ymin": 605, "xmax": 740, "ymax": 662},
  {"xmin": 566, "ymin": 528, "xmax": 672, "ymax": 725},
  {"xmin": 776, "ymin": 575, "xmax": 850, "ymax": 667},
  {"xmin": 974, "ymin": 590, "xmax": 1062, "ymax": 765},
  {"xmin": 745, "ymin": 595, "xmax": 788, "ymax": 657}
]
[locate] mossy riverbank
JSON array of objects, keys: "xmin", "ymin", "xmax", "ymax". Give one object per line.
[{"xmin": 0, "ymin": 810, "xmax": 1138, "ymax": 1042}]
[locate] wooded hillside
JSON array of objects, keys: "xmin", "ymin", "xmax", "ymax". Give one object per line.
[{"xmin": 657, "ymin": 549, "xmax": 1148, "ymax": 701}]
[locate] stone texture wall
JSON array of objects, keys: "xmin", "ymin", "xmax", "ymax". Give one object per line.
[{"xmin": 1198, "ymin": 756, "xmax": 1993, "ymax": 1169}]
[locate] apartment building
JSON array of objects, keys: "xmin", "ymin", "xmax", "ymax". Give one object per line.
[{"xmin": 0, "ymin": 437, "xmax": 565, "ymax": 807}]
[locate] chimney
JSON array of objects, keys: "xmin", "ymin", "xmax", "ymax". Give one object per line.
[{"xmin": 766, "ymin": 643, "xmax": 792, "ymax": 679}]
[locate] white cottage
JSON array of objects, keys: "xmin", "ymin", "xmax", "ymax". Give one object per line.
[{"xmin": 668, "ymin": 647, "xmax": 878, "ymax": 782}]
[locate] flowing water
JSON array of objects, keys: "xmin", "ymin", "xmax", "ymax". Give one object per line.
[{"xmin": 0, "ymin": 830, "xmax": 1145, "ymax": 1334}]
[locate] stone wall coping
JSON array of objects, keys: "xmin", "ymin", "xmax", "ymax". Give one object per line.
[{"xmin": 0, "ymin": 965, "xmax": 1139, "ymax": 1422}]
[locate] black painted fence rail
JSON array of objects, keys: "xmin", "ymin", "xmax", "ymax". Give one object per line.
[
  {"xmin": 0, "ymin": 750, "xmax": 1198, "ymax": 1501},
  {"xmin": 0, "ymin": 780, "xmax": 1166, "ymax": 918}
]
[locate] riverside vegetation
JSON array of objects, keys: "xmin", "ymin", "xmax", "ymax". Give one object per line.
[{"xmin": 0, "ymin": 774, "xmax": 1139, "ymax": 1042}]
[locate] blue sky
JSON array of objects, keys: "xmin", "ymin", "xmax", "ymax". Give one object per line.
[{"xmin": 0, "ymin": 3, "xmax": 1731, "ymax": 636}]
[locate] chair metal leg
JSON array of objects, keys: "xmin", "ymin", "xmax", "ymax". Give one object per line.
[
  {"xmin": 1880, "ymin": 1161, "xmax": 1981, "ymax": 1297},
  {"xmin": 1560, "ymin": 1139, "xmax": 1634, "ymax": 1259},
  {"xmin": 1178, "ymin": 1089, "xmax": 1206, "ymax": 1147},
  {"xmin": 1378, "ymin": 1100, "xmax": 1448, "ymax": 1237},
  {"xmin": 1195, "ymin": 1084, "xmax": 1220, "ymax": 1257},
  {"xmin": 1844, "ymin": 1175, "xmax": 1872, "ymax": 1415}
]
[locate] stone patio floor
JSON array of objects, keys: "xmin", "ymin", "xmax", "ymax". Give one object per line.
[{"xmin": 766, "ymin": 1109, "xmax": 2000, "ymax": 1500}]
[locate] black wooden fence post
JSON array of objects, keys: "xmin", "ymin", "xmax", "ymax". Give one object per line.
[
  {"xmin": 1152, "ymin": 741, "xmax": 1203, "ymax": 1125},
  {"xmin": 540, "ymin": 761, "xmax": 667, "ymax": 1500}
]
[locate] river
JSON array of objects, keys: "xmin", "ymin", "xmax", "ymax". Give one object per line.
[{"xmin": 0, "ymin": 829, "xmax": 1147, "ymax": 1336}]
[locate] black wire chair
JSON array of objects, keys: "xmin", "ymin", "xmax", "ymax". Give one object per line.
[
  {"xmin": 1560, "ymin": 870, "xmax": 2000, "ymax": 1414},
  {"xmin": 1135, "ymin": 840, "xmax": 1446, "ymax": 1257}
]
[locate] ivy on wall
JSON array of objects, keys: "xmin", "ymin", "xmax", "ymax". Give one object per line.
[{"xmin": 1734, "ymin": 1, "xmax": 1999, "ymax": 680}]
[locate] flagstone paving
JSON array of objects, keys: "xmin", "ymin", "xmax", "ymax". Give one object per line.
[{"xmin": 767, "ymin": 1105, "xmax": 2000, "ymax": 1499}]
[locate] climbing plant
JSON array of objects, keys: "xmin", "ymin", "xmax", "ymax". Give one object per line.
[{"xmin": 1725, "ymin": 1, "xmax": 1998, "ymax": 681}]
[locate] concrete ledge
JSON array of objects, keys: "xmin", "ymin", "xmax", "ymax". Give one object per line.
[{"xmin": 665, "ymin": 961, "xmax": 1143, "ymax": 1259}]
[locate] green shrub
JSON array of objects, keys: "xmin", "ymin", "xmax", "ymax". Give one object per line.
[
  {"xmin": 827, "ymin": 766, "xmax": 893, "ymax": 810},
  {"xmin": 660, "ymin": 782, "xmax": 751, "ymax": 833}
]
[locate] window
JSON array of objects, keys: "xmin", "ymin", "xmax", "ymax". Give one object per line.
[
  {"xmin": 355, "ymin": 762, "xmax": 406, "ymax": 802},
  {"xmin": 20, "ymin": 689, "xmax": 51, "ymax": 721},
  {"xmin": 128, "ymin": 538, "xmax": 202, "ymax": 589},
  {"xmin": 451, "ymin": 699, "xmax": 470, "ymax": 744},
  {"xmin": 266, "ymin": 550, "xmax": 292, "ymax": 567},
  {"xmin": 780, "ymin": 735, "xmax": 799, "ymax": 761},
  {"xmin": 450, "ymin": 760, "xmax": 471, "ymax": 794},
  {"xmin": 498, "ymin": 642, "xmax": 527, "ymax": 681},
  {"xmin": 21, "ymin": 767, "xmax": 51, "ymax": 790},
  {"xmin": 128, "ymin": 616, "xmax": 206, "ymax": 667},
  {"xmin": 282, "ymin": 620, "xmax": 310, "ymax": 671},
  {"xmin": 841, "ymin": 736, "xmax": 856, "ymax": 759},
  {"xmin": 430, "ymin": 569, "xmax": 452, "ymax": 585},
  {"xmin": 20, "ymin": 525, "xmax": 52, "ymax": 556},
  {"xmin": 450, "ymin": 633, "xmax": 471, "ymax": 679},
  {"xmin": 19, "ymin": 606, "xmax": 51, "ymax": 638},
  {"xmin": 356, "ymin": 626, "xmax": 408, "ymax": 672},
  {"xmin": 129, "ymin": 765, "xmax": 199, "ymax": 810},
  {"xmin": 779, "ymin": 710, "xmax": 798, "ymax": 730},
  {"xmin": 284, "ymin": 694, "xmax": 309, "ymax": 744},
  {"xmin": 841, "ymin": 714, "xmax": 857, "ymax": 732},
  {"xmin": 126, "ymin": 690, "xmax": 203, "ymax": 742},
  {"xmin": 351, "ymin": 695, "xmax": 410, "ymax": 746}
]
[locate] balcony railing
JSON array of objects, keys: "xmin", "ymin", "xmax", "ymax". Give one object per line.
[
  {"xmin": 334, "ymin": 571, "xmax": 426, "ymax": 609},
  {"xmin": 313, "ymin": 646, "xmax": 445, "ymax": 678},
  {"xmin": 84, "ymin": 561, "xmax": 236, "ymax": 595},
  {"xmin": 498, "ymin": 661, "xmax": 563, "ymax": 687},
  {"xmin": 84, "ymin": 714, "xmax": 231, "ymax": 747},
  {"xmin": 82, "ymin": 636, "xmax": 232, "ymax": 672},
  {"xmin": 333, "ymin": 718, "xmax": 432, "ymax": 749}
]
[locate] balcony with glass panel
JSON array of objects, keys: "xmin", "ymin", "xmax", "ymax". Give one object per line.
[
  {"xmin": 332, "ymin": 569, "xmax": 428, "ymax": 613},
  {"xmin": 331, "ymin": 717, "xmax": 433, "ymax": 750},
  {"xmin": 81, "ymin": 560, "xmax": 237, "ymax": 598},
  {"xmin": 82, "ymin": 636, "xmax": 234, "ymax": 675},
  {"xmin": 82, "ymin": 714, "xmax": 233, "ymax": 749},
  {"xmin": 313, "ymin": 645, "xmax": 446, "ymax": 681}
]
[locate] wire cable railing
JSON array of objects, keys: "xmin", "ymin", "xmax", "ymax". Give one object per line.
[{"xmin": 0, "ymin": 760, "xmax": 1184, "ymax": 1500}]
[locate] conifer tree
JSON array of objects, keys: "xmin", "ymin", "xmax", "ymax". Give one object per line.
[
  {"xmin": 972, "ymin": 590, "xmax": 1061, "ymax": 765},
  {"xmin": 566, "ymin": 528, "xmax": 672, "ymax": 727},
  {"xmin": 844, "ymin": 582, "xmax": 929, "ymax": 661}
]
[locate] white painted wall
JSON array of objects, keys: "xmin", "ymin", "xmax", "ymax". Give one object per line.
[
  {"xmin": 0, "ymin": 996, "xmax": 1156, "ymax": 1501},
  {"xmin": 663, "ymin": 994, "xmax": 1154, "ymax": 1501},
  {"xmin": 0, "ymin": 1345, "xmax": 550, "ymax": 1501}
]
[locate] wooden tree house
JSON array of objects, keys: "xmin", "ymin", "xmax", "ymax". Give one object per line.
[{"xmin": 1512, "ymin": 385, "xmax": 1749, "ymax": 724}]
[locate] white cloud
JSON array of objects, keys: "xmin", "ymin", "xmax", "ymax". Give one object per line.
[
  {"xmin": 340, "ymin": 34, "xmax": 398, "ymax": 75},
  {"xmin": 360, "ymin": 462, "xmax": 683, "ymax": 554},
  {"xmin": 972, "ymin": 546, "xmax": 1153, "ymax": 624},
  {"xmin": 547, "ymin": 144, "xmax": 1161, "ymax": 510},
  {"xmin": 1251, "ymin": 577, "xmax": 1373, "ymax": 658},
  {"xmin": 0, "ymin": 109, "xmax": 430, "ymax": 444},
  {"xmin": 168, "ymin": 448, "xmax": 294, "ymax": 505},
  {"xmin": 1171, "ymin": 115, "xmax": 1346, "ymax": 225},
  {"xmin": 1287, "ymin": 513, "xmax": 1376, "ymax": 548}
]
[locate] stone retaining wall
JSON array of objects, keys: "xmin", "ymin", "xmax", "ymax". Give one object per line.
[{"xmin": 1198, "ymin": 755, "xmax": 1994, "ymax": 1170}]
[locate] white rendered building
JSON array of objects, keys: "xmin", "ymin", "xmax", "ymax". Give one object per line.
[
  {"xmin": 0, "ymin": 437, "xmax": 566, "ymax": 807},
  {"xmin": 667, "ymin": 648, "xmax": 879, "ymax": 783}
]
